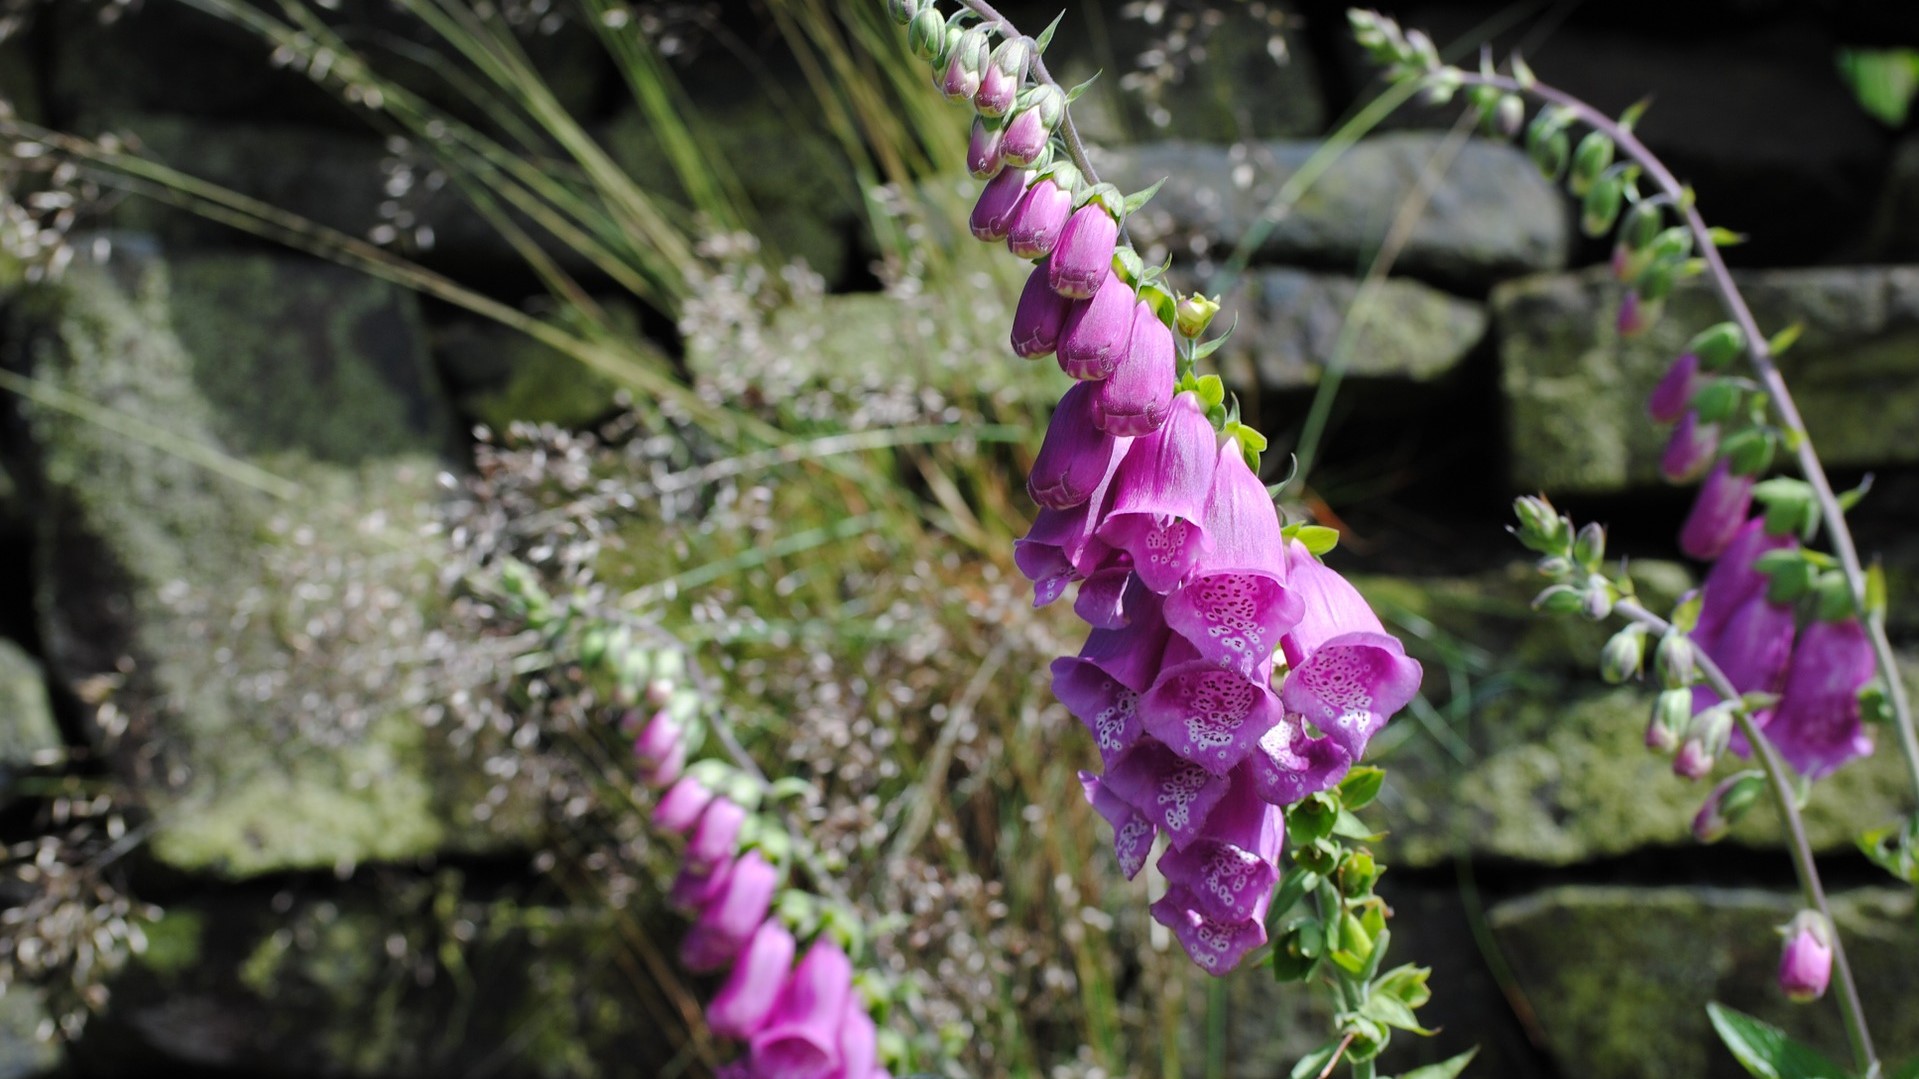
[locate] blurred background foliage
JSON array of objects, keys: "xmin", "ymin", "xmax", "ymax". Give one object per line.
[{"xmin": 2, "ymin": 1, "xmax": 1919, "ymax": 1077}]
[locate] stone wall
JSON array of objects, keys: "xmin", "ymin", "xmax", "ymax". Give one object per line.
[{"xmin": 3, "ymin": 1, "xmax": 1919, "ymax": 1077}]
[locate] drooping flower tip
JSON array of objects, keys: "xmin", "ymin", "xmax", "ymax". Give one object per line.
[{"xmin": 1777, "ymin": 912, "xmax": 1833, "ymax": 1002}]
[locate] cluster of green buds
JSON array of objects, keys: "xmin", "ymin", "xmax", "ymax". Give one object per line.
[{"xmin": 1268, "ymin": 768, "xmax": 1466, "ymax": 1075}]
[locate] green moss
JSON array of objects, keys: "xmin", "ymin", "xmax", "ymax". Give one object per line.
[{"xmin": 137, "ymin": 908, "xmax": 206, "ymax": 978}]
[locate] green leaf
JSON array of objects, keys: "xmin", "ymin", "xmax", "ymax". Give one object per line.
[
  {"xmin": 1374, "ymin": 964, "xmax": 1434, "ymax": 1009},
  {"xmin": 1511, "ymin": 54, "xmax": 1536, "ymax": 87},
  {"xmin": 1768, "ymin": 322, "xmax": 1805, "ymax": 355},
  {"xmin": 1359, "ymin": 992, "xmax": 1434, "ymax": 1036},
  {"xmin": 1705, "ymin": 1002, "xmax": 1850, "ymax": 1079},
  {"xmin": 1268, "ymin": 868, "xmax": 1318, "ymax": 923},
  {"xmin": 1290, "ymin": 1040, "xmax": 1342, "ymax": 1079},
  {"xmin": 1064, "ymin": 71, "xmax": 1100, "ymax": 103},
  {"xmin": 1708, "ymin": 226, "xmax": 1748, "ymax": 247},
  {"xmin": 1618, "ymin": 96, "xmax": 1652, "ymax": 131},
  {"xmin": 1289, "ymin": 524, "xmax": 1341, "ymax": 558},
  {"xmin": 1332, "ymin": 809, "xmax": 1385, "ymax": 842},
  {"xmin": 1394, "ymin": 1047, "xmax": 1481, "ymax": 1079},
  {"xmin": 1195, "ymin": 373, "xmax": 1227, "ymax": 408},
  {"xmin": 1866, "ymin": 561, "xmax": 1888, "ymax": 619},
  {"xmin": 1338, "ymin": 765, "xmax": 1386, "ymax": 809},
  {"xmin": 1671, "ymin": 590, "xmax": 1704, "ymax": 633},
  {"xmin": 1033, "ymin": 10, "xmax": 1065, "ymax": 53},
  {"xmin": 1121, "ymin": 176, "xmax": 1166, "ymax": 217},
  {"xmin": 1835, "ymin": 473, "xmax": 1874, "ymax": 512}
]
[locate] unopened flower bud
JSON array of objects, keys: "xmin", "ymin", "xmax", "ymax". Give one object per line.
[
  {"xmin": 1692, "ymin": 771, "xmax": 1765, "ymax": 843},
  {"xmin": 1569, "ymin": 131, "xmax": 1615, "ymax": 196},
  {"xmin": 1581, "ymin": 171, "xmax": 1624, "ymax": 237},
  {"xmin": 1512, "ymin": 495, "xmax": 1570, "ymax": 555},
  {"xmin": 1006, "ymin": 165, "xmax": 1076, "ymax": 257},
  {"xmin": 1612, "ymin": 201, "xmax": 1662, "ymax": 281},
  {"xmin": 1689, "ymin": 322, "xmax": 1746, "ymax": 371},
  {"xmin": 1722, "ymin": 427, "xmax": 1776, "ymax": 477},
  {"xmin": 1532, "ymin": 583, "xmax": 1585, "ymax": 616},
  {"xmin": 1528, "ymin": 127, "xmax": 1569, "ymax": 182},
  {"xmin": 966, "ymin": 115, "xmax": 1005, "ymax": 178},
  {"xmin": 1681, "ymin": 463, "xmax": 1758, "ymax": 561},
  {"xmin": 969, "ymin": 165, "xmax": 1029, "ymax": 241},
  {"xmin": 1494, "ymin": 93, "xmax": 1525, "ymax": 138},
  {"xmin": 1582, "ymin": 580, "xmax": 1613, "ymax": 620},
  {"xmin": 1174, "ymin": 292, "xmax": 1221, "ymax": 338},
  {"xmin": 1537, "ymin": 554, "xmax": 1572, "ymax": 578},
  {"xmin": 632, "ymin": 709, "xmax": 682, "ymax": 768},
  {"xmin": 1777, "ymin": 912, "xmax": 1833, "ymax": 1002},
  {"xmin": 1010, "ymin": 258, "xmax": 1074, "ymax": 358},
  {"xmin": 1000, "ymin": 84, "xmax": 1064, "ymax": 167},
  {"xmin": 1573, "ymin": 522, "xmax": 1606, "ymax": 570},
  {"xmin": 1647, "ymin": 353, "xmax": 1701, "ymax": 424},
  {"xmin": 886, "ymin": 0, "xmax": 918, "ymax": 25},
  {"xmin": 1660, "ymin": 411, "xmax": 1719, "ymax": 485},
  {"xmin": 1656, "ymin": 632, "xmax": 1695, "ymax": 688},
  {"xmin": 1690, "ymin": 379, "xmax": 1742, "ymax": 424},
  {"xmin": 975, "ymin": 36, "xmax": 1030, "ymax": 116},
  {"xmin": 1600, "ymin": 624, "xmax": 1647, "ymax": 684},
  {"xmin": 1057, "ymin": 269, "xmax": 1136, "ymax": 379},
  {"xmin": 1617, "ymin": 288, "xmax": 1661, "ymax": 338},
  {"xmin": 938, "ymin": 26, "xmax": 989, "ymax": 101},
  {"xmin": 1672, "ymin": 735, "xmax": 1714, "ymax": 779},
  {"xmin": 1649, "ymin": 688, "xmax": 1691, "ymax": 753},
  {"xmin": 906, "ymin": 7, "xmax": 944, "ymax": 61},
  {"xmin": 645, "ymin": 678, "xmax": 675, "ymax": 707},
  {"xmin": 1636, "ymin": 258, "xmax": 1676, "ymax": 303},
  {"xmin": 1048, "ymin": 201, "xmax": 1120, "ymax": 299}
]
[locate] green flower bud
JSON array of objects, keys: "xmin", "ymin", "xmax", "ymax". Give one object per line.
[
  {"xmin": 1533, "ymin": 583, "xmax": 1586, "ymax": 616},
  {"xmin": 1573, "ymin": 521, "xmax": 1606, "ymax": 570},
  {"xmin": 1174, "ymin": 292, "xmax": 1221, "ymax": 339},
  {"xmin": 906, "ymin": 7, "xmax": 944, "ymax": 61},
  {"xmin": 1494, "ymin": 93, "xmax": 1526, "ymax": 138},
  {"xmin": 1813, "ymin": 571, "xmax": 1857, "ymax": 622},
  {"xmin": 1722, "ymin": 427, "xmax": 1776, "ymax": 477},
  {"xmin": 1581, "ymin": 171, "xmax": 1624, "ymax": 237},
  {"xmin": 1512, "ymin": 495, "xmax": 1571, "ymax": 555},
  {"xmin": 1690, "ymin": 379, "xmax": 1743, "ymax": 424},
  {"xmin": 1689, "ymin": 322, "xmax": 1747, "ymax": 370},
  {"xmin": 1528, "ymin": 127, "xmax": 1569, "ymax": 181},
  {"xmin": 1692, "ymin": 771, "xmax": 1766, "ymax": 843},
  {"xmin": 1569, "ymin": 131, "xmax": 1615, "ymax": 196},
  {"xmin": 886, "ymin": 0, "xmax": 918, "ymax": 25},
  {"xmin": 1537, "ymin": 554, "xmax": 1573, "ymax": 578},
  {"xmin": 1600, "ymin": 624, "xmax": 1647, "ymax": 684},
  {"xmin": 1636, "ymin": 258, "xmax": 1676, "ymax": 303},
  {"xmin": 1649, "ymin": 688, "xmax": 1691, "ymax": 753},
  {"xmin": 1657, "ymin": 632, "xmax": 1696, "ymax": 688},
  {"xmin": 1583, "ymin": 579, "xmax": 1614, "ymax": 620}
]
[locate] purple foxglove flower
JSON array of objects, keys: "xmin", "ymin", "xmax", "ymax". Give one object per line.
[
  {"xmin": 1073, "ymin": 560, "xmax": 1138, "ymax": 630},
  {"xmin": 1095, "ymin": 302, "xmax": 1176, "ymax": 436},
  {"xmin": 1278, "ymin": 542, "xmax": 1422, "ymax": 760},
  {"xmin": 999, "ymin": 84, "xmax": 1062, "ymax": 167},
  {"xmin": 750, "ymin": 938, "xmax": 854, "ymax": 1079},
  {"xmin": 1104, "ymin": 739, "xmax": 1231, "ymax": 849},
  {"xmin": 1760, "ymin": 618, "xmax": 1876, "ymax": 779},
  {"xmin": 1096, "ymin": 394, "xmax": 1220, "ymax": 594},
  {"xmin": 632, "ymin": 709, "xmax": 682, "ymax": 770},
  {"xmin": 833, "ymin": 1002, "xmax": 878, "ymax": 1079},
  {"xmin": 1691, "ymin": 518, "xmax": 1795, "ymax": 649},
  {"xmin": 1246, "ymin": 712, "xmax": 1352, "ymax": 807},
  {"xmin": 643, "ymin": 737, "xmax": 687, "ymax": 787},
  {"xmin": 1660, "ymin": 410, "xmax": 1719, "ymax": 484},
  {"xmin": 1048, "ymin": 204, "xmax": 1120, "ymax": 299},
  {"xmin": 1029, "ymin": 380, "xmax": 1133, "ymax": 509},
  {"xmin": 681, "ymin": 850, "xmax": 780, "ymax": 973},
  {"xmin": 1680, "ymin": 461, "xmax": 1756, "ymax": 561},
  {"xmin": 708, "ymin": 919, "xmax": 798, "ymax": 1039},
  {"xmin": 670, "ymin": 856, "xmax": 731, "ymax": 912},
  {"xmin": 687, "ymin": 796, "xmax": 748, "ymax": 871},
  {"xmin": 969, "ymin": 166, "xmax": 1029, "ymax": 241},
  {"xmin": 1164, "ymin": 441, "xmax": 1302, "ymax": 679},
  {"xmin": 654, "ymin": 775, "xmax": 717, "ymax": 835},
  {"xmin": 1617, "ymin": 288, "xmax": 1657, "ymax": 337},
  {"xmin": 1647, "ymin": 352, "xmax": 1702, "ymax": 423},
  {"xmin": 1052, "ymin": 591, "xmax": 1172, "ymax": 763},
  {"xmin": 1700, "ymin": 593, "xmax": 1797, "ymax": 742},
  {"xmin": 1140, "ymin": 656, "xmax": 1284, "ymax": 775},
  {"xmin": 1080, "ymin": 770, "xmax": 1158, "ymax": 879},
  {"xmin": 1155, "ymin": 766, "xmax": 1284, "ymax": 923},
  {"xmin": 966, "ymin": 116, "xmax": 1005, "ymax": 180},
  {"xmin": 1006, "ymin": 172, "xmax": 1074, "ymax": 259},
  {"xmin": 1010, "ymin": 259, "xmax": 1075, "ymax": 359},
  {"xmin": 1057, "ymin": 270, "xmax": 1136, "ymax": 380},
  {"xmin": 1149, "ymin": 883, "xmax": 1269, "ymax": 976},
  {"xmin": 1777, "ymin": 912, "xmax": 1833, "ymax": 1002},
  {"xmin": 1015, "ymin": 501, "xmax": 1112, "ymax": 608},
  {"xmin": 974, "ymin": 36, "xmax": 1029, "ymax": 117}
]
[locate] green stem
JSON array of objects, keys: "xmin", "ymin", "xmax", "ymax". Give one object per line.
[
  {"xmin": 1613, "ymin": 599, "xmax": 1879, "ymax": 1077},
  {"xmin": 1455, "ymin": 67, "xmax": 1919, "ymax": 826}
]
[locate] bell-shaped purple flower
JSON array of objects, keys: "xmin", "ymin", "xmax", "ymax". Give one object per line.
[
  {"xmin": 1163, "ymin": 441, "xmax": 1302, "ymax": 679},
  {"xmin": 1699, "ymin": 590, "xmax": 1797, "ymax": 726},
  {"xmin": 1053, "ymin": 591, "xmax": 1171, "ymax": 764},
  {"xmin": 1760, "ymin": 618, "xmax": 1876, "ymax": 779},
  {"xmin": 1010, "ymin": 259, "xmax": 1074, "ymax": 359},
  {"xmin": 1015, "ymin": 500, "xmax": 1117, "ymax": 608},
  {"xmin": 1660, "ymin": 410, "xmax": 1719, "ymax": 484},
  {"xmin": 1096, "ymin": 394, "xmax": 1220, "ymax": 594},
  {"xmin": 1155, "ymin": 766, "xmax": 1284, "ymax": 923},
  {"xmin": 670, "ymin": 854, "xmax": 732, "ymax": 912},
  {"xmin": 1073, "ymin": 560, "xmax": 1138, "ymax": 630},
  {"xmin": 832, "ymin": 1001, "xmax": 878, "ymax": 1079},
  {"xmin": 681, "ymin": 850, "xmax": 780, "ymax": 973},
  {"xmin": 632, "ymin": 709, "xmax": 682, "ymax": 771},
  {"xmin": 999, "ymin": 84, "xmax": 1062, "ymax": 167},
  {"xmin": 1103, "ymin": 739, "xmax": 1231, "ymax": 849},
  {"xmin": 1692, "ymin": 518, "xmax": 1795, "ymax": 648},
  {"xmin": 654, "ymin": 775, "xmax": 716, "ymax": 835},
  {"xmin": 1095, "ymin": 302, "xmax": 1176, "ymax": 436},
  {"xmin": 1777, "ymin": 911, "xmax": 1833, "ymax": 1002},
  {"xmin": 1139, "ymin": 645, "xmax": 1284, "ymax": 775},
  {"xmin": 708, "ymin": 919, "xmax": 798, "ymax": 1040},
  {"xmin": 1006, "ymin": 171, "xmax": 1075, "ymax": 259},
  {"xmin": 974, "ymin": 36, "xmax": 1029, "ymax": 117},
  {"xmin": 969, "ymin": 166, "xmax": 1029, "ymax": 242},
  {"xmin": 1246, "ymin": 711, "xmax": 1352, "ymax": 807},
  {"xmin": 1150, "ymin": 883, "xmax": 1270, "ymax": 976},
  {"xmin": 1048, "ymin": 204, "xmax": 1120, "ymax": 300},
  {"xmin": 1029, "ymin": 380, "xmax": 1133, "ymax": 509},
  {"xmin": 687, "ymin": 796, "xmax": 748, "ymax": 871},
  {"xmin": 750, "ymin": 937, "xmax": 854, "ymax": 1079},
  {"xmin": 643, "ymin": 737, "xmax": 687, "ymax": 787},
  {"xmin": 966, "ymin": 116, "xmax": 1005, "ymax": 180},
  {"xmin": 1057, "ymin": 270, "xmax": 1136, "ymax": 380},
  {"xmin": 1680, "ymin": 461, "xmax": 1756, "ymax": 561},
  {"xmin": 1277, "ymin": 542, "xmax": 1422, "ymax": 761},
  {"xmin": 1648, "ymin": 353, "xmax": 1701, "ymax": 423},
  {"xmin": 1080, "ymin": 770, "xmax": 1156, "ymax": 880}
]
